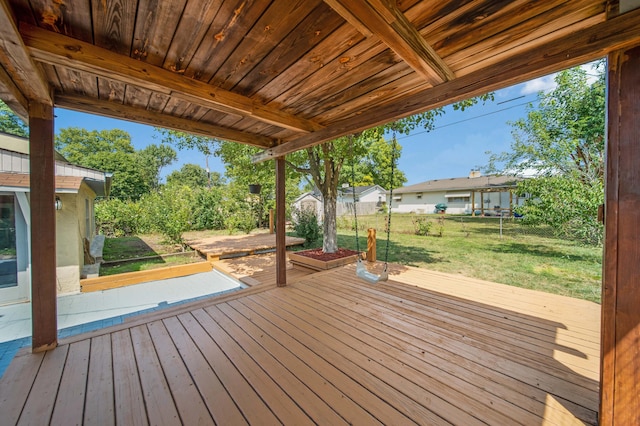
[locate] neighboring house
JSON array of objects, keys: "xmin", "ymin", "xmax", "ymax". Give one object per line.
[
  {"xmin": 0, "ymin": 132, "xmax": 111, "ymax": 305},
  {"xmin": 292, "ymin": 185, "xmax": 387, "ymax": 221},
  {"xmin": 390, "ymin": 171, "xmax": 526, "ymax": 215},
  {"xmin": 292, "ymin": 189, "xmax": 323, "ymax": 220}
]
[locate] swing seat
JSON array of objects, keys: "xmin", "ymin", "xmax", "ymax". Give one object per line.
[{"xmin": 356, "ymin": 259, "xmax": 388, "ymax": 284}]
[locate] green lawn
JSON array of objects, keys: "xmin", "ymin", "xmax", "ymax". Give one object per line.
[
  {"xmin": 318, "ymin": 214, "xmax": 602, "ymax": 303},
  {"xmin": 100, "ymin": 215, "xmax": 603, "ymax": 303}
]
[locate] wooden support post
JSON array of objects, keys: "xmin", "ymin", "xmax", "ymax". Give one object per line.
[
  {"xmin": 275, "ymin": 158, "xmax": 286, "ymax": 287},
  {"xmin": 366, "ymin": 228, "xmax": 376, "ymax": 262},
  {"xmin": 471, "ymin": 192, "xmax": 476, "ymax": 216},
  {"xmin": 600, "ymin": 44, "xmax": 640, "ymax": 426},
  {"xmin": 29, "ymin": 102, "xmax": 57, "ymax": 352},
  {"xmin": 480, "ymin": 192, "xmax": 485, "ymax": 216},
  {"xmin": 509, "ymin": 192, "xmax": 513, "ymax": 216},
  {"xmin": 269, "ymin": 208, "xmax": 274, "ymax": 234}
]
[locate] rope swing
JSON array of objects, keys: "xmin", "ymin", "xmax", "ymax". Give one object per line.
[{"xmin": 350, "ymin": 131, "xmax": 397, "ymax": 284}]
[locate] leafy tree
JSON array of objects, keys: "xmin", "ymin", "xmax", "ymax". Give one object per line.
[
  {"xmin": 158, "ymin": 94, "xmax": 491, "ymax": 252},
  {"xmin": 141, "ymin": 185, "xmax": 194, "ymax": 246},
  {"xmin": 0, "ymin": 100, "xmax": 28, "ymax": 137},
  {"xmin": 286, "ymin": 96, "xmax": 491, "ymax": 253},
  {"xmin": 137, "ymin": 143, "xmax": 177, "ymax": 189},
  {"xmin": 166, "ymin": 163, "xmax": 221, "ymax": 188},
  {"xmin": 166, "ymin": 163, "xmax": 208, "ymax": 188},
  {"xmin": 55, "ymin": 127, "xmax": 149, "ymax": 199},
  {"xmin": 486, "ymin": 62, "xmax": 605, "ymax": 244}
]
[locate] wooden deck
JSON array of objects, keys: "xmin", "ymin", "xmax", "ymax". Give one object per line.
[
  {"xmin": 0, "ymin": 264, "xmax": 600, "ymax": 425},
  {"xmin": 214, "ymin": 253, "xmax": 315, "ymax": 287},
  {"xmin": 185, "ymin": 232, "xmax": 306, "ymax": 261}
]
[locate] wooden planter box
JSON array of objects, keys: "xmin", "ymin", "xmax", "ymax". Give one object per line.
[
  {"xmin": 289, "ymin": 249, "xmax": 361, "ymax": 271},
  {"xmin": 80, "ymin": 261, "xmax": 212, "ymax": 292}
]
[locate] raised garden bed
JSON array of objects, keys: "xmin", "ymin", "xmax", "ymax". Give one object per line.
[{"xmin": 289, "ymin": 248, "xmax": 362, "ymax": 271}]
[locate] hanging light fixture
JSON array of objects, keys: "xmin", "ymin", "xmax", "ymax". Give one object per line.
[{"xmin": 55, "ymin": 196, "xmax": 62, "ymax": 210}]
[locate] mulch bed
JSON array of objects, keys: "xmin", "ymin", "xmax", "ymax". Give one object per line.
[{"xmin": 293, "ymin": 248, "xmax": 360, "ymax": 261}]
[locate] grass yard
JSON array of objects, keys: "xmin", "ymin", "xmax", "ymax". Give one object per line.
[
  {"xmin": 100, "ymin": 253, "xmax": 204, "ymax": 276},
  {"xmin": 329, "ymin": 214, "xmax": 603, "ymax": 303},
  {"xmin": 99, "ymin": 215, "xmax": 603, "ymax": 303}
]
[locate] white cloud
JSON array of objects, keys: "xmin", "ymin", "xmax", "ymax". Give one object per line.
[{"xmin": 520, "ymin": 75, "xmax": 557, "ymax": 95}]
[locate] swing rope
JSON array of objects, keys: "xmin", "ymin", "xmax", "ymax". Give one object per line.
[{"xmin": 350, "ymin": 131, "xmax": 396, "ymax": 283}]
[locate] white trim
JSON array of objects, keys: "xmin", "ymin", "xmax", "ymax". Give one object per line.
[{"xmin": 445, "ymin": 193, "xmax": 471, "ymax": 198}]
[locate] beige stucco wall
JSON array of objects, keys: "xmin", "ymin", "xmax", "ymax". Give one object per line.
[{"xmin": 55, "ymin": 184, "xmax": 96, "ymax": 294}]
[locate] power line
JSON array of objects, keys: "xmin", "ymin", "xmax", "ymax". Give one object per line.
[{"xmin": 396, "ymin": 97, "xmax": 538, "ymax": 141}]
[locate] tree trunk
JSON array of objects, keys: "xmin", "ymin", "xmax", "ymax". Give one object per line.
[{"xmin": 322, "ymin": 190, "xmax": 338, "ymax": 253}]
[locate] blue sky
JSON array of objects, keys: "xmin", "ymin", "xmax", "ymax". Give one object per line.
[{"xmin": 53, "ymin": 74, "xmax": 559, "ymax": 186}]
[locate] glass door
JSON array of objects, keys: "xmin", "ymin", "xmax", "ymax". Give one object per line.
[{"xmin": 0, "ymin": 194, "xmax": 29, "ymax": 304}]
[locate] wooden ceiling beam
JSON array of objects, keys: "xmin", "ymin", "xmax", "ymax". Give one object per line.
[
  {"xmin": 20, "ymin": 23, "xmax": 323, "ymax": 134},
  {"xmin": 0, "ymin": 63, "xmax": 28, "ymax": 120},
  {"xmin": 254, "ymin": 6, "xmax": 640, "ymax": 162},
  {"xmin": 55, "ymin": 94, "xmax": 276, "ymax": 148},
  {"xmin": 0, "ymin": 1, "xmax": 51, "ymax": 107},
  {"xmin": 323, "ymin": 0, "xmax": 454, "ymax": 85}
]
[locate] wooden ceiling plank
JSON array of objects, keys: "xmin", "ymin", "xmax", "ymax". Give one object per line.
[
  {"xmin": 183, "ymin": 0, "xmax": 271, "ymax": 82},
  {"xmin": 97, "ymin": 78, "xmax": 126, "ymax": 103},
  {"xmin": 234, "ymin": 2, "xmax": 345, "ymax": 98},
  {"xmin": 131, "ymin": 0, "xmax": 188, "ymax": 65},
  {"xmin": 258, "ymin": 23, "xmax": 366, "ymax": 103},
  {"xmin": 28, "ymin": 0, "xmax": 93, "ymax": 41},
  {"xmin": 20, "ymin": 23, "xmax": 323, "ymax": 133},
  {"xmin": 289, "ymin": 49, "xmax": 401, "ymax": 114},
  {"xmin": 211, "ymin": 0, "xmax": 321, "ymax": 92},
  {"xmin": 269, "ymin": 34, "xmax": 389, "ymax": 112},
  {"xmin": 164, "ymin": 0, "xmax": 226, "ymax": 76},
  {"xmin": 91, "ymin": 0, "xmax": 137, "ymax": 55},
  {"xmin": 445, "ymin": 2, "xmax": 606, "ymax": 74},
  {"xmin": 323, "ymin": 0, "xmax": 454, "ymax": 84},
  {"xmin": 56, "ymin": 65, "xmax": 99, "ymax": 99},
  {"xmin": 55, "ymin": 94, "xmax": 275, "ymax": 148},
  {"xmin": 253, "ymin": 6, "xmax": 640, "ymax": 162},
  {"xmin": 0, "ymin": 1, "xmax": 51, "ymax": 105}
]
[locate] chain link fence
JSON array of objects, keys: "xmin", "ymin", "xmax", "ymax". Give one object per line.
[{"xmin": 337, "ymin": 213, "xmax": 559, "ymax": 240}]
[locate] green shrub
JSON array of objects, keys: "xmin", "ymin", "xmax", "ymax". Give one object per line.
[
  {"xmin": 96, "ymin": 198, "xmax": 149, "ymax": 237},
  {"xmin": 191, "ymin": 187, "xmax": 226, "ymax": 230},
  {"xmin": 292, "ymin": 208, "xmax": 321, "ymax": 245},
  {"xmin": 412, "ymin": 216, "xmax": 431, "ymax": 236}
]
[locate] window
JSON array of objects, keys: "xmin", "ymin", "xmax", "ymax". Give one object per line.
[
  {"xmin": 447, "ymin": 196, "xmax": 470, "ymax": 203},
  {"xmin": 85, "ymin": 199, "xmax": 91, "ymax": 237}
]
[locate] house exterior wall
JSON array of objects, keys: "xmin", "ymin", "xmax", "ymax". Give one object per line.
[
  {"xmin": 55, "ymin": 184, "xmax": 96, "ymax": 294},
  {"xmin": 392, "ymin": 190, "xmax": 519, "ymax": 214}
]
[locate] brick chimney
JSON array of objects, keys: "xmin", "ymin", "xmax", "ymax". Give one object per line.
[{"xmin": 469, "ymin": 170, "xmax": 481, "ymax": 178}]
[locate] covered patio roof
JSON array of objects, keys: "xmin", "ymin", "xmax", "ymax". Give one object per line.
[{"xmin": 0, "ymin": 1, "xmax": 638, "ymax": 157}]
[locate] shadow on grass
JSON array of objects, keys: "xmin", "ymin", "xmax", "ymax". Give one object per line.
[
  {"xmin": 335, "ymin": 233, "xmax": 439, "ymax": 266},
  {"xmin": 488, "ymin": 242, "xmax": 600, "ymax": 262}
]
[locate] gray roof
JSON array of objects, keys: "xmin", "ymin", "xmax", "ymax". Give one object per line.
[
  {"xmin": 338, "ymin": 185, "xmax": 386, "ymax": 197},
  {"xmin": 393, "ymin": 175, "xmax": 522, "ymax": 194}
]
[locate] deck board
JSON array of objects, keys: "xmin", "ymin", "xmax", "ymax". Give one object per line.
[
  {"xmin": 129, "ymin": 325, "xmax": 181, "ymax": 425},
  {"xmin": 186, "ymin": 232, "xmax": 305, "ymax": 260},
  {"xmin": 50, "ymin": 340, "xmax": 90, "ymax": 426},
  {"xmin": 0, "ymin": 265, "xmax": 600, "ymax": 425},
  {"xmin": 111, "ymin": 330, "xmax": 147, "ymax": 426}
]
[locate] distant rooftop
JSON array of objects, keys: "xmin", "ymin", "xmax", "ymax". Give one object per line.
[{"xmin": 394, "ymin": 175, "xmax": 522, "ymax": 194}]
